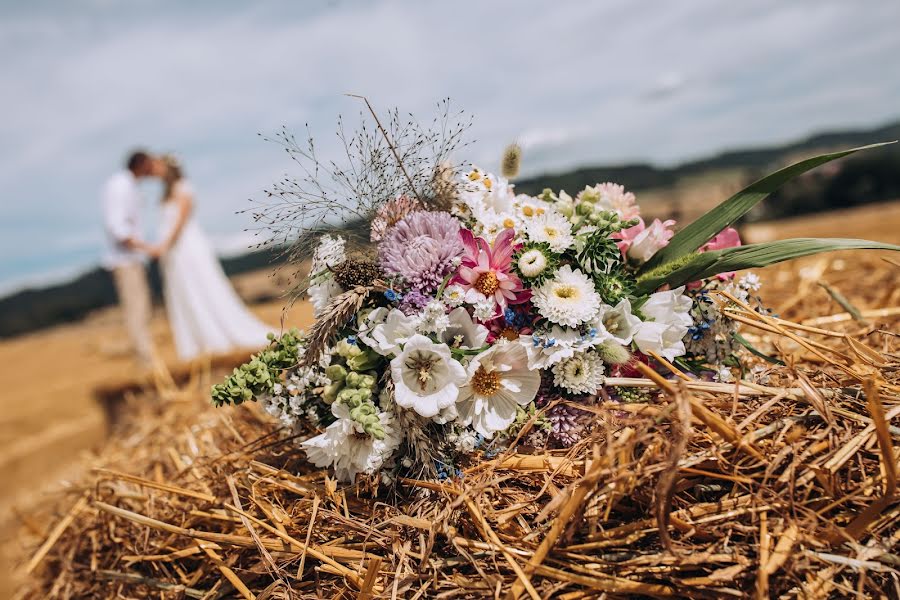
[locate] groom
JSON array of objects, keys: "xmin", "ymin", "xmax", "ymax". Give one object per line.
[{"xmin": 101, "ymin": 150, "xmax": 157, "ymax": 368}]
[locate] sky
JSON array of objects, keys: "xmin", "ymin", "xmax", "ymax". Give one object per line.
[{"xmin": 2, "ymin": 0, "xmax": 900, "ymax": 294}]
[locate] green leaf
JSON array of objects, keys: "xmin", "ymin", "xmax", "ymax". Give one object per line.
[
  {"xmin": 639, "ymin": 141, "xmax": 896, "ymax": 273},
  {"xmin": 637, "ymin": 238, "xmax": 900, "ymax": 293}
]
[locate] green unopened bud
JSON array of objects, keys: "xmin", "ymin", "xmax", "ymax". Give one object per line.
[
  {"xmin": 576, "ymin": 201, "xmax": 594, "ymax": 216},
  {"xmin": 345, "ymin": 371, "xmax": 364, "ymax": 388},
  {"xmin": 323, "ymin": 381, "xmax": 344, "ymax": 403},
  {"xmin": 556, "ymin": 199, "xmax": 575, "ymax": 218},
  {"xmin": 337, "ymin": 387, "xmax": 360, "ymax": 406},
  {"xmin": 334, "ymin": 339, "xmax": 361, "ymax": 359},
  {"xmin": 325, "ymin": 364, "xmax": 348, "ymax": 382},
  {"xmin": 537, "ymin": 188, "xmax": 557, "ymax": 203},
  {"xmin": 346, "ymin": 349, "xmax": 379, "ymax": 372}
]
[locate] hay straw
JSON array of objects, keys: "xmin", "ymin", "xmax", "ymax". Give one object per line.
[{"xmin": 14, "ymin": 252, "xmax": 900, "ymax": 598}]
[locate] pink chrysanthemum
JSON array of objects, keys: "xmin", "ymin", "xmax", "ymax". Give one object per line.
[
  {"xmin": 379, "ymin": 210, "xmax": 464, "ymax": 292},
  {"xmin": 370, "ymin": 195, "xmax": 423, "ymax": 242},
  {"xmin": 454, "ymin": 228, "xmax": 529, "ymax": 319}
]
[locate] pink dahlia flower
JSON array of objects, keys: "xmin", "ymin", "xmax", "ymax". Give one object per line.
[
  {"xmin": 379, "ymin": 210, "xmax": 464, "ymax": 292},
  {"xmin": 613, "ymin": 218, "xmax": 676, "ymax": 263},
  {"xmin": 454, "ymin": 228, "xmax": 528, "ymax": 318}
]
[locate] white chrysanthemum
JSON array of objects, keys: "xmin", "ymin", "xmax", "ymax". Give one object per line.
[
  {"xmin": 517, "ymin": 249, "xmax": 548, "ymax": 278},
  {"xmin": 454, "ymin": 429, "xmax": 479, "ymax": 453},
  {"xmin": 416, "ymin": 300, "xmax": 450, "ymax": 336},
  {"xmin": 443, "ymin": 284, "xmax": 467, "ymax": 307},
  {"xmin": 525, "ymin": 210, "xmax": 574, "ymax": 252},
  {"xmin": 520, "ymin": 326, "xmax": 593, "ymax": 370},
  {"xmin": 532, "ymin": 265, "xmax": 601, "ymax": 327},
  {"xmin": 390, "ymin": 335, "xmax": 467, "ymax": 418},
  {"xmin": 301, "ymin": 404, "xmax": 401, "ymax": 482},
  {"xmin": 552, "ymin": 351, "xmax": 606, "ymax": 395},
  {"xmin": 457, "ymin": 343, "xmax": 541, "ymax": 438}
]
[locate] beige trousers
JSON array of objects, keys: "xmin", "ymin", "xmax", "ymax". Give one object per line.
[{"xmin": 112, "ymin": 263, "xmax": 154, "ymax": 367}]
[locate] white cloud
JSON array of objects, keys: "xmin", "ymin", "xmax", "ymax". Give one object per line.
[{"xmin": 1, "ymin": 0, "xmax": 899, "ymax": 290}]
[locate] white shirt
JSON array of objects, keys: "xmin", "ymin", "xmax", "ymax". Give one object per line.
[{"xmin": 102, "ymin": 170, "xmax": 144, "ymax": 268}]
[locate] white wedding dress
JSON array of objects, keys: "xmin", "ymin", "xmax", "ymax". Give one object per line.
[{"xmin": 159, "ymin": 181, "xmax": 271, "ymax": 360}]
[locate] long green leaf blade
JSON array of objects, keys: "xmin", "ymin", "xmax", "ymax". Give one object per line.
[
  {"xmin": 639, "ymin": 141, "xmax": 895, "ymax": 273},
  {"xmin": 654, "ymin": 238, "xmax": 900, "ymax": 290}
]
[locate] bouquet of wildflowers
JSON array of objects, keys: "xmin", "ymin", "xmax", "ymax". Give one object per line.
[{"xmin": 213, "ymin": 107, "xmax": 898, "ymax": 483}]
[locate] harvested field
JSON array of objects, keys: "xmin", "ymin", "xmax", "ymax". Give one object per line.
[{"xmin": 10, "ymin": 204, "xmax": 900, "ymax": 598}]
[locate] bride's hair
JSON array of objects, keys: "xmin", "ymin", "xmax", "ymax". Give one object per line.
[{"xmin": 160, "ymin": 154, "xmax": 184, "ymax": 202}]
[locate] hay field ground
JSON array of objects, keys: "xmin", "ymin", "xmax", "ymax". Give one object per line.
[{"xmin": 2, "ymin": 200, "xmax": 899, "ymax": 596}]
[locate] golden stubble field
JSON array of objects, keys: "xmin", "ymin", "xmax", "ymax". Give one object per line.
[{"xmin": 1, "ymin": 200, "xmax": 898, "ymax": 595}]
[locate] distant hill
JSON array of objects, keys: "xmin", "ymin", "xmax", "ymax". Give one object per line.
[
  {"xmin": 3, "ymin": 118, "xmax": 899, "ymax": 339},
  {"xmin": 515, "ymin": 120, "xmax": 900, "ymax": 198},
  {"xmin": 0, "ymin": 247, "xmax": 287, "ymax": 339}
]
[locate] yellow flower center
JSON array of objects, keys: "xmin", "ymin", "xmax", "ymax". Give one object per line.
[
  {"xmin": 500, "ymin": 326, "xmax": 519, "ymax": 341},
  {"xmin": 522, "ymin": 205, "xmax": 534, "ymax": 217},
  {"xmin": 503, "ymin": 217, "xmax": 515, "ymax": 229},
  {"xmin": 471, "ymin": 366, "xmax": 502, "ymax": 396},
  {"xmin": 535, "ymin": 207, "xmax": 545, "ymax": 215},
  {"xmin": 554, "ymin": 284, "xmax": 577, "ymax": 300},
  {"xmin": 483, "ymin": 177, "xmax": 493, "ymax": 190},
  {"xmin": 468, "ymin": 171, "xmax": 482, "ymax": 181},
  {"xmin": 544, "ymin": 226, "xmax": 558, "ymax": 238},
  {"xmin": 475, "ymin": 271, "xmax": 500, "ymax": 295}
]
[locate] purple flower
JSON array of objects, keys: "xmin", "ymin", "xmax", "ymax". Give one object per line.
[
  {"xmin": 547, "ymin": 403, "xmax": 588, "ymax": 448},
  {"xmin": 398, "ymin": 290, "xmax": 430, "ymax": 315},
  {"xmin": 379, "ymin": 211, "xmax": 464, "ymax": 293}
]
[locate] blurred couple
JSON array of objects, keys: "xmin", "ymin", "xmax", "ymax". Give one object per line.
[{"xmin": 102, "ymin": 150, "xmax": 271, "ymax": 368}]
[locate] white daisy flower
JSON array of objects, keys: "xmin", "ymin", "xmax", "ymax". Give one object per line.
[
  {"xmin": 301, "ymin": 403, "xmax": 401, "ymax": 483},
  {"xmin": 457, "ymin": 343, "xmax": 541, "ymax": 438},
  {"xmin": 443, "ymin": 284, "xmax": 467, "ymax": 307},
  {"xmin": 390, "ymin": 335, "xmax": 467, "ymax": 418},
  {"xmin": 552, "ymin": 351, "xmax": 606, "ymax": 395},
  {"xmin": 739, "ymin": 272, "xmax": 762, "ymax": 292},
  {"xmin": 531, "ymin": 265, "xmax": 601, "ymax": 327},
  {"xmin": 525, "ymin": 210, "xmax": 574, "ymax": 252}
]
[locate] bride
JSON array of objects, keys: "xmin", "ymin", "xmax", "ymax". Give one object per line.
[{"xmin": 146, "ymin": 155, "xmax": 272, "ymax": 360}]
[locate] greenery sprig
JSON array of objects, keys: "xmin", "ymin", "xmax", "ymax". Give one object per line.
[{"xmin": 211, "ymin": 328, "xmax": 303, "ymax": 407}]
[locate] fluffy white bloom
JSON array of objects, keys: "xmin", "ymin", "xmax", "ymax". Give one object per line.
[
  {"xmin": 310, "ymin": 234, "xmax": 346, "ymax": 278},
  {"xmin": 473, "ymin": 298, "xmax": 498, "ymax": 321},
  {"xmin": 578, "ymin": 183, "xmax": 639, "ymax": 221},
  {"xmin": 438, "ymin": 307, "xmax": 489, "ymax": 350},
  {"xmin": 532, "ymin": 265, "xmax": 601, "ymax": 327},
  {"xmin": 390, "ymin": 335, "xmax": 467, "ymax": 418},
  {"xmin": 739, "ymin": 272, "xmax": 762, "ymax": 292},
  {"xmin": 591, "ymin": 298, "xmax": 642, "ymax": 346},
  {"xmin": 633, "ymin": 286, "xmax": 693, "ymax": 361},
  {"xmin": 443, "ymin": 284, "xmax": 467, "ymax": 307},
  {"xmin": 454, "ymin": 429, "xmax": 479, "ymax": 453},
  {"xmin": 308, "ymin": 279, "xmax": 342, "ymax": 318},
  {"xmin": 457, "ymin": 343, "xmax": 541, "ymax": 438},
  {"xmin": 301, "ymin": 404, "xmax": 401, "ymax": 482},
  {"xmin": 520, "ymin": 326, "xmax": 593, "ymax": 369},
  {"xmin": 517, "ymin": 248, "xmax": 548, "ymax": 278},
  {"xmin": 416, "ymin": 300, "xmax": 451, "ymax": 336},
  {"xmin": 358, "ymin": 308, "xmax": 418, "ymax": 357},
  {"xmin": 552, "ymin": 351, "xmax": 606, "ymax": 394},
  {"xmin": 525, "ymin": 210, "xmax": 574, "ymax": 252}
]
